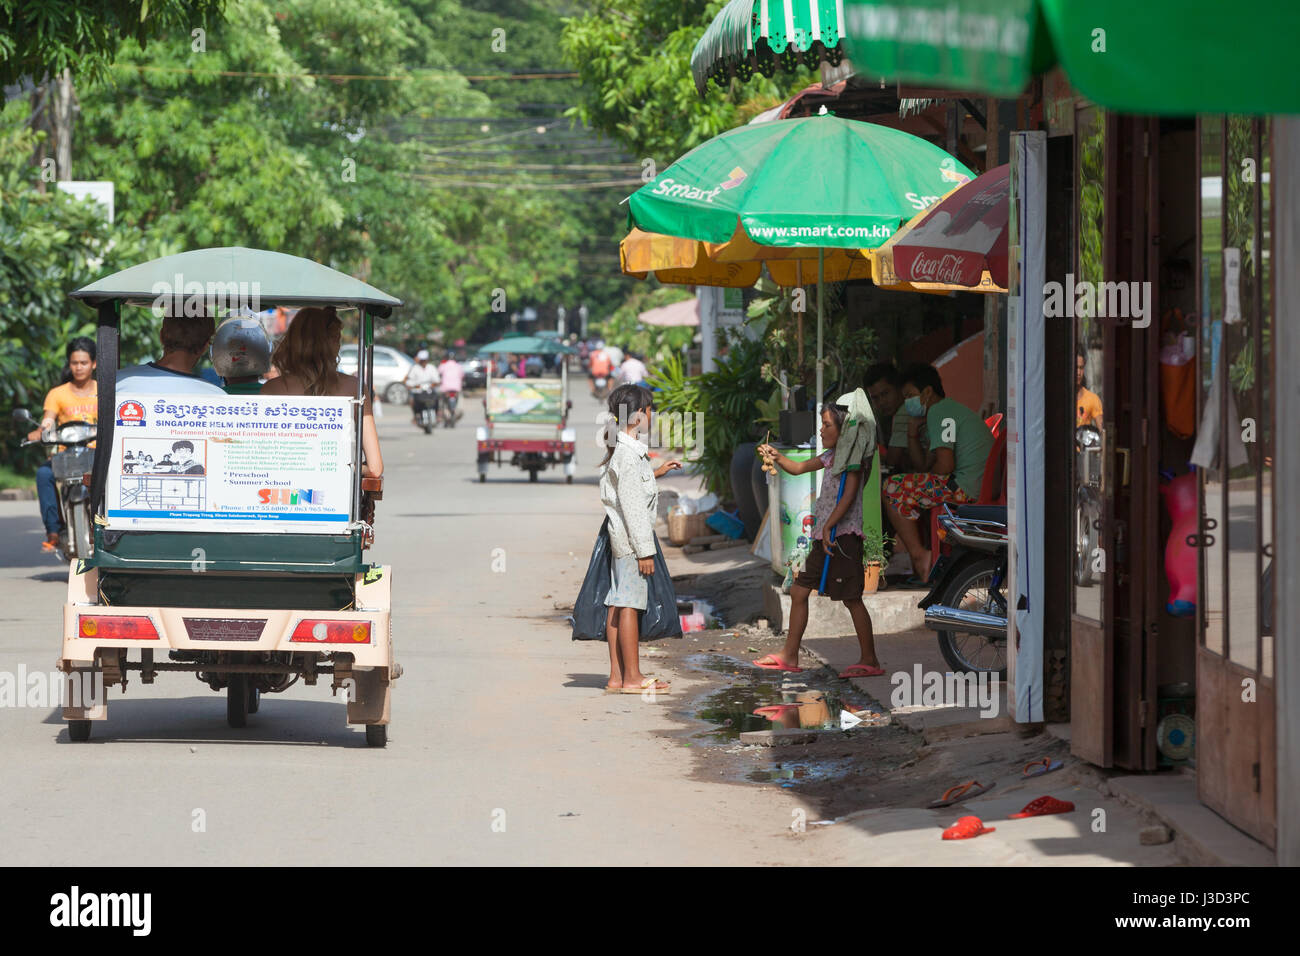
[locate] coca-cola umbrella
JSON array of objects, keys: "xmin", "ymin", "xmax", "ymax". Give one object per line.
[{"xmin": 888, "ymin": 164, "xmax": 1009, "ymax": 290}]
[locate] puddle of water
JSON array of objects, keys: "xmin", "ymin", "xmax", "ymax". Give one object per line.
[
  {"xmin": 684, "ymin": 654, "xmax": 894, "ymax": 789},
  {"xmin": 688, "ymin": 654, "xmax": 874, "ymax": 741},
  {"xmin": 676, "ymin": 595, "xmax": 723, "ymax": 633},
  {"xmin": 746, "ymin": 757, "xmax": 860, "ymax": 786}
]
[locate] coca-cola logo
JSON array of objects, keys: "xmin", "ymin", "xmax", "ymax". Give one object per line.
[{"xmin": 905, "ymin": 251, "xmax": 971, "ymax": 284}]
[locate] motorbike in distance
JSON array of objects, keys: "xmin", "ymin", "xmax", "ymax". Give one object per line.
[
  {"xmin": 12, "ymin": 407, "xmax": 96, "ymax": 562},
  {"xmin": 411, "ymin": 385, "xmax": 438, "ymax": 434},
  {"xmin": 438, "ymin": 389, "xmax": 460, "ymax": 428},
  {"xmin": 917, "ymin": 502, "xmax": 1008, "ymax": 678}
]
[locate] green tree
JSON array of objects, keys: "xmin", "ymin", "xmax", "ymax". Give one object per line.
[
  {"xmin": 0, "ymin": 0, "xmax": 227, "ymax": 85},
  {"xmin": 559, "ymin": 0, "xmax": 802, "ymax": 164}
]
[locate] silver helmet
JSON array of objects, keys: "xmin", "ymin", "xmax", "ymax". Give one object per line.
[{"xmin": 211, "ymin": 317, "xmax": 272, "ymax": 378}]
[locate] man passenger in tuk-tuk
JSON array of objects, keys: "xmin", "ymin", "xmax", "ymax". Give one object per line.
[{"xmin": 118, "ymin": 316, "xmax": 225, "ymax": 397}]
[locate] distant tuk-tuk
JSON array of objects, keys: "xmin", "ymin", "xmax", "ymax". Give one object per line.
[
  {"xmin": 475, "ymin": 334, "xmax": 577, "ymax": 483},
  {"xmin": 61, "ymin": 247, "xmax": 400, "ymax": 746}
]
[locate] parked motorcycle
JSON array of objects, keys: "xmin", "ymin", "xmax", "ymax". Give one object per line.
[
  {"xmin": 1074, "ymin": 423, "xmax": 1103, "ymax": 586},
  {"xmin": 411, "ymin": 386, "xmax": 438, "ymax": 434},
  {"xmin": 13, "ymin": 408, "xmax": 96, "ymax": 561},
  {"xmin": 918, "ymin": 503, "xmax": 1008, "ymax": 678}
]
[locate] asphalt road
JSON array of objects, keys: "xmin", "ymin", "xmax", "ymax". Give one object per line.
[{"xmin": 0, "ymin": 385, "xmax": 809, "ymax": 865}]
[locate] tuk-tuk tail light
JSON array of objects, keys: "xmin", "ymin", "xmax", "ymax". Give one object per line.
[
  {"xmin": 78, "ymin": 615, "xmax": 159, "ymax": 640},
  {"xmin": 290, "ymin": 620, "xmax": 372, "ymax": 644}
]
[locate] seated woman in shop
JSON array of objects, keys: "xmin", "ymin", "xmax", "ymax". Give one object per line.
[
  {"xmin": 260, "ymin": 306, "xmax": 383, "ymax": 478},
  {"xmin": 882, "ymin": 363, "xmax": 993, "ymax": 585}
]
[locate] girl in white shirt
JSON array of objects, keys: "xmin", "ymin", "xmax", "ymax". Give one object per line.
[{"xmin": 599, "ymin": 384, "xmax": 681, "ymax": 694}]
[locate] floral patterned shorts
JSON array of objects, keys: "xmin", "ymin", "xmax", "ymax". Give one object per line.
[{"xmin": 883, "ymin": 472, "xmax": 973, "ymax": 520}]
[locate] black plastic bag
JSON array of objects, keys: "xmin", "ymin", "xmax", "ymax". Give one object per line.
[
  {"xmin": 640, "ymin": 535, "xmax": 683, "ymax": 640},
  {"xmin": 571, "ymin": 519, "xmax": 613, "ymax": 641},
  {"xmin": 571, "ymin": 521, "xmax": 682, "ymax": 641}
]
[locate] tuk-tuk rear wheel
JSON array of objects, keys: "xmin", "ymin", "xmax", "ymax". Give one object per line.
[
  {"xmin": 227, "ymin": 675, "xmax": 250, "ymax": 728},
  {"xmin": 366, "ymin": 724, "xmax": 387, "ymax": 748},
  {"xmin": 67, "ymin": 720, "xmax": 91, "ymax": 742}
]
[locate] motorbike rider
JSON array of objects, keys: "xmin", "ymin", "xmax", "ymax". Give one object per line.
[
  {"xmin": 30, "ymin": 337, "xmax": 98, "ymax": 553},
  {"xmin": 404, "ymin": 349, "xmax": 440, "ymax": 424},
  {"xmin": 437, "ymin": 350, "xmax": 464, "ymax": 425},
  {"xmin": 588, "ymin": 343, "xmax": 612, "ymax": 396}
]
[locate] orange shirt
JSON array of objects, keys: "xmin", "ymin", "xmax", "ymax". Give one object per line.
[
  {"xmin": 1076, "ymin": 387, "xmax": 1102, "ymax": 427},
  {"xmin": 43, "ymin": 382, "xmax": 98, "ymax": 425},
  {"xmin": 589, "ymin": 350, "xmax": 612, "ymax": 376}
]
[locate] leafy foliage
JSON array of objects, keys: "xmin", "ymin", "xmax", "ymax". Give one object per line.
[
  {"xmin": 559, "ymin": 0, "xmax": 805, "ymax": 165},
  {"xmin": 0, "ymin": 102, "xmax": 153, "ymax": 469},
  {"xmin": 647, "ymin": 329, "xmax": 766, "ymax": 501},
  {"xmin": 0, "ymin": 0, "xmax": 227, "ymax": 85}
]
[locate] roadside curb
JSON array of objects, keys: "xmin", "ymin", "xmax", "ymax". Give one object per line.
[{"xmin": 0, "ymin": 488, "xmax": 36, "ymax": 501}]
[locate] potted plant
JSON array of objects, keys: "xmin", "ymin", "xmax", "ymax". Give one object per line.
[{"xmin": 860, "ymin": 525, "xmax": 890, "ymax": 594}]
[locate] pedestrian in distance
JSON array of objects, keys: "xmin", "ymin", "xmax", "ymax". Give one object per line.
[
  {"xmin": 599, "ymin": 384, "xmax": 682, "ymax": 694},
  {"xmin": 754, "ymin": 391, "xmax": 883, "ymax": 679}
]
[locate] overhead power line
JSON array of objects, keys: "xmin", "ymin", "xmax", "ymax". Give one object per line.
[{"xmin": 111, "ymin": 64, "xmax": 578, "ymax": 83}]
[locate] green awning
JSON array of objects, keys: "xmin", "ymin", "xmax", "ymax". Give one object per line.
[
  {"xmin": 71, "ymin": 247, "xmax": 403, "ymax": 316},
  {"xmin": 843, "ymin": 0, "xmax": 1300, "ymax": 115},
  {"xmin": 692, "ymin": 0, "xmax": 848, "ymax": 95},
  {"xmin": 477, "ymin": 336, "xmax": 576, "ymax": 356}
]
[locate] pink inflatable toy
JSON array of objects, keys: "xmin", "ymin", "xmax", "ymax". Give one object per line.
[{"xmin": 1161, "ymin": 472, "xmax": 1198, "ymax": 617}]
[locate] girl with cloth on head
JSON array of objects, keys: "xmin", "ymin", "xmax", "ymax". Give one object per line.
[{"xmin": 754, "ymin": 389, "xmax": 883, "ymax": 679}]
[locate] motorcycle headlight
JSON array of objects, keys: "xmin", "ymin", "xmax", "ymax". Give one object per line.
[{"xmin": 57, "ymin": 424, "xmax": 95, "ymax": 443}]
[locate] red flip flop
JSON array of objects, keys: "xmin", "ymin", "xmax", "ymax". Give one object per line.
[
  {"xmin": 838, "ymin": 664, "xmax": 886, "ymax": 678},
  {"xmin": 1009, "ymin": 796, "xmax": 1075, "ymax": 818},
  {"xmin": 751, "ymin": 654, "xmax": 803, "ymax": 672},
  {"xmin": 928, "ymin": 780, "xmax": 994, "ymax": 808},
  {"xmin": 942, "ymin": 815, "xmax": 996, "ymax": 840}
]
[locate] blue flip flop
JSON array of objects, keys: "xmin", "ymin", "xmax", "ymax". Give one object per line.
[{"xmin": 1023, "ymin": 758, "xmax": 1064, "ymax": 777}]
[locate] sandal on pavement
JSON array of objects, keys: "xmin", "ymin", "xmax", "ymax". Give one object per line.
[
  {"xmin": 1022, "ymin": 757, "xmax": 1064, "ymax": 778},
  {"xmin": 942, "ymin": 815, "xmax": 996, "ymax": 840},
  {"xmin": 1009, "ymin": 796, "xmax": 1075, "ymax": 818},
  {"xmin": 618, "ymin": 677, "xmax": 671, "ymax": 695},
  {"xmin": 928, "ymin": 780, "xmax": 994, "ymax": 808},
  {"xmin": 839, "ymin": 664, "xmax": 886, "ymax": 678},
  {"xmin": 751, "ymin": 654, "xmax": 803, "ymax": 673}
]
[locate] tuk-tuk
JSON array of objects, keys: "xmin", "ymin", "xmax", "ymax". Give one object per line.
[
  {"xmin": 475, "ymin": 335, "xmax": 577, "ymax": 483},
  {"xmin": 60, "ymin": 247, "xmax": 399, "ymax": 746}
]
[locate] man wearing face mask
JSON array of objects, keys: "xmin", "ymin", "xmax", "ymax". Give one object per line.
[
  {"xmin": 865, "ymin": 362, "xmax": 929, "ymax": 471},
  {"xmin": 883, "ymin": 363, "xmax": 992, "ymax": 584}
]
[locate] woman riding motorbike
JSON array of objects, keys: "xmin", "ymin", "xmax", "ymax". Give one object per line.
[{"xmin": 31, "ymin": 337, "xmax": 97, "ymax": 553}]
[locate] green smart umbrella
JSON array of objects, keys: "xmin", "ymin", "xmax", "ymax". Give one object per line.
[
  {"xmin": 628, "ymin": 114, "xmax": 972, "ymax": 248},
  {"xmin": 842, "ymin": 0, "xmax": 1300, "ymax": 115},
  {"xmin": 627, "ymin": 113, "xmax": 974, "ymax": 439}
]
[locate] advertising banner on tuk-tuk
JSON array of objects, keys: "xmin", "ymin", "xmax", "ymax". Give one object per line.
[
  {"xmin": 105, "ymin": 395, "xmax": 355, "ymax": 533},
  {"xmin": 486, "ymin": 379, "xmax": 564, "ymax": 423}
]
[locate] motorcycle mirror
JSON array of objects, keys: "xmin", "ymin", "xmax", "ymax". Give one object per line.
[{"xmin": 11, "ymin": 408, "xmax": 33, "ymax": 424}]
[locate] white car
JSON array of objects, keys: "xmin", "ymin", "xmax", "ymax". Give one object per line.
[{"xmin": 338, "ymin": 344, "xmax": 415, "ymax": 404}]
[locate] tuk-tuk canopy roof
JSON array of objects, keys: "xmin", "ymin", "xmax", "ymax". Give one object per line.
[
  {"xmin": 478, "ymin": 335, "xmax": 576, "ymax": 356},
  {"xmin": 70, "ymin": 247, "xmax": 403, "ymax": 317}
]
